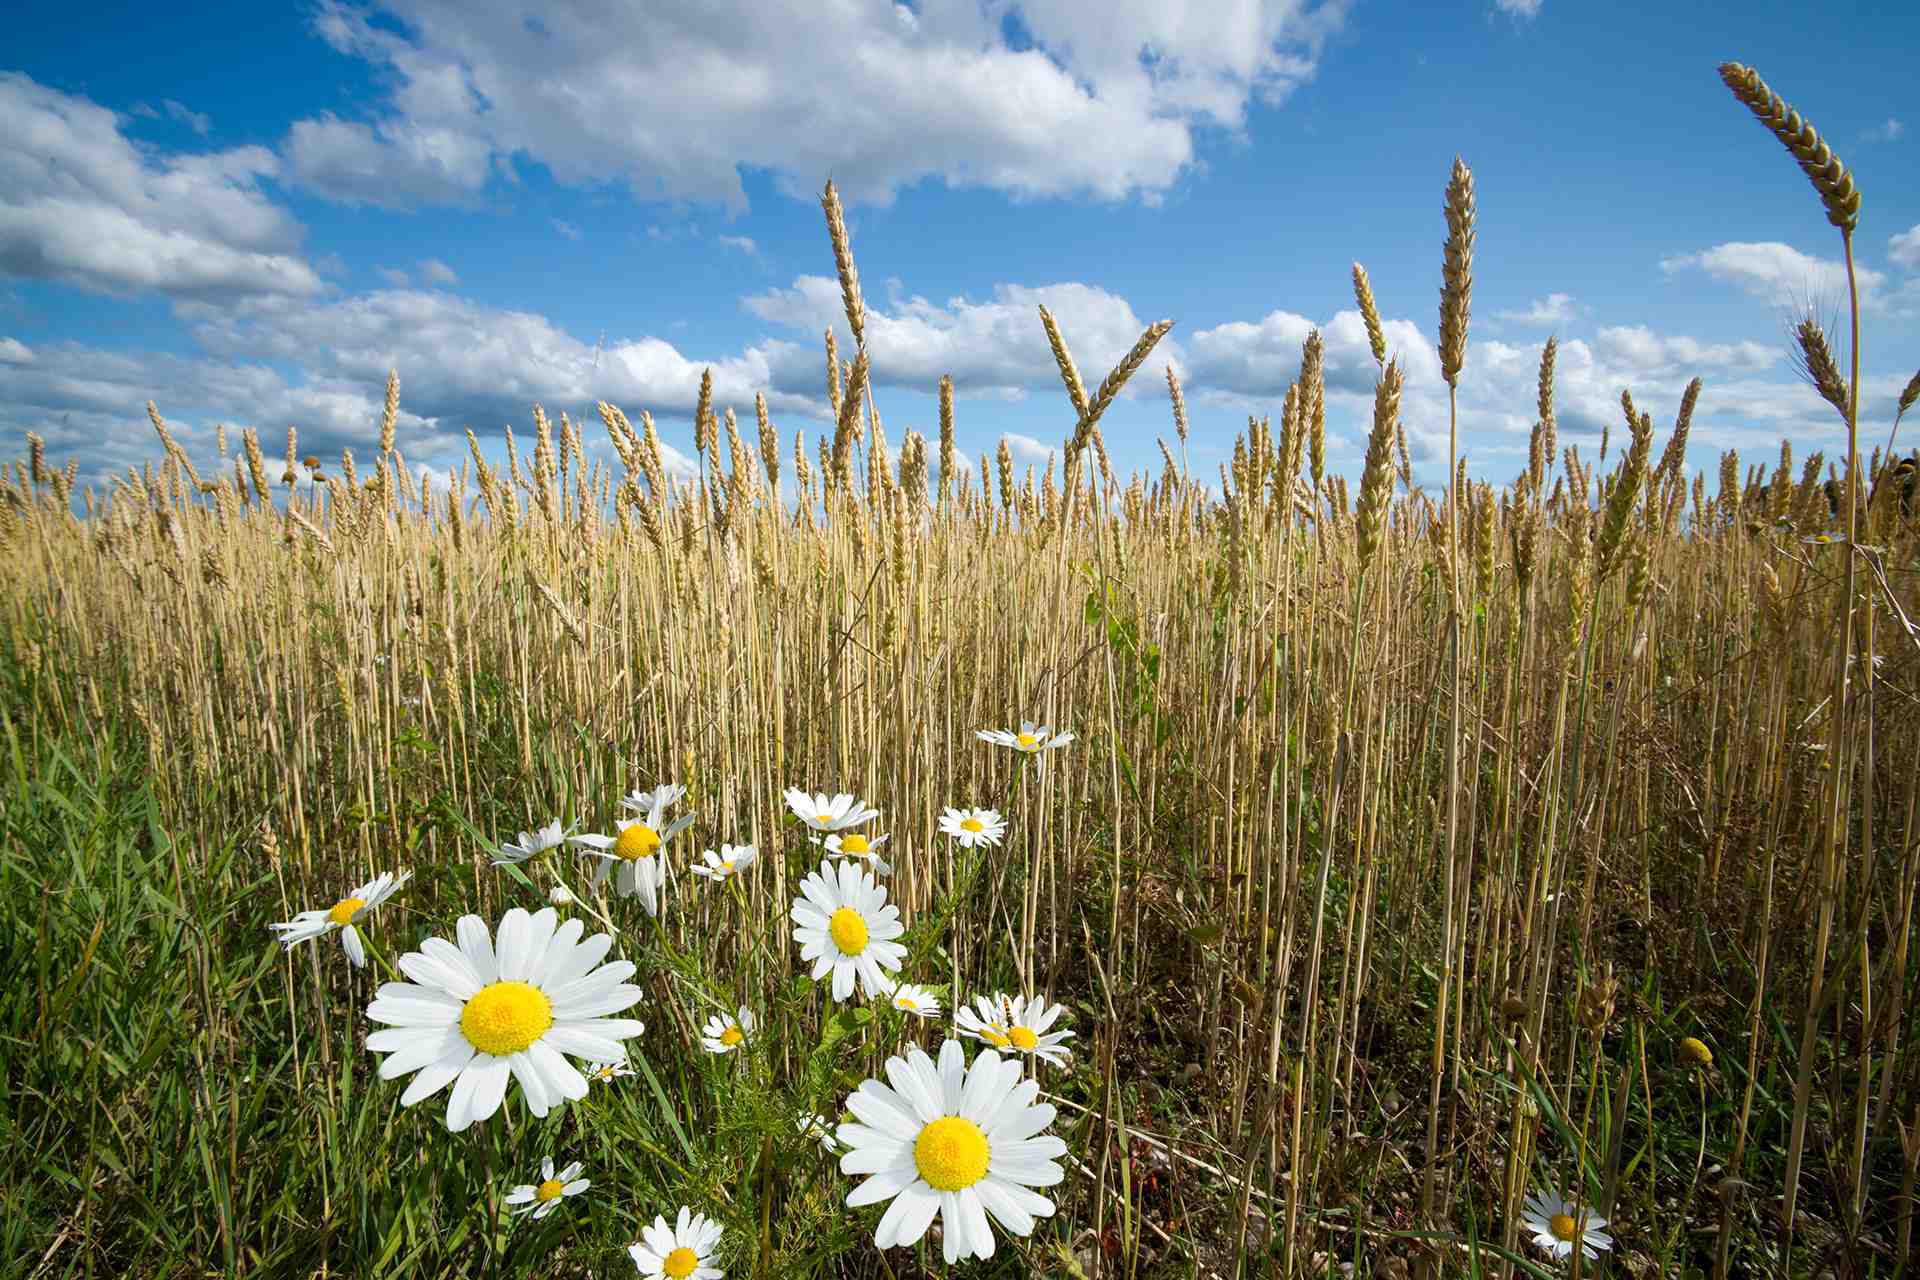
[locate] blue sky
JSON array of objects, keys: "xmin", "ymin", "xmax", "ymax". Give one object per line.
[{"xmin": 4, "ymin": 0, "xmax": 1916, "ymax": 512}]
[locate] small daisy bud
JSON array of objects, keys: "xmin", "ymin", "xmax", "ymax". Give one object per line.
[
  {"xmin": 1679, "ymin": 1036, "xmax": 1713, "ymax": 1068},
  {"xmin": 549, "ymin": 884, "xmax": 576, "ymax": 906}
]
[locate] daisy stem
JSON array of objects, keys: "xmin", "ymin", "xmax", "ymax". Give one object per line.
[{"xmin": 352, "ymin": 929, "xmax": 403, "ymax": 986}]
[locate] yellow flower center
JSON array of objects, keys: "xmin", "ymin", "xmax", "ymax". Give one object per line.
[
  {"xmin": 1008, "ymin": 1025, "xmax": 1039, "ymax": 1051},
  {"xmin": 1679, "ymin": 1036, "xmax": 1713, "ymax": 1067},
  {"xmin": 535, "ymin": 1178, "xmax": 564, "ymax": 1202},
  {"xmin": 960, "ymin": 817, "xmax": 984, "ymax": 833},
  {"xmin": 829, "ymin": 907, "xmax": 869, "ymax": 955},
  {"xmin": 838, "ymin": 833, "xmax": 870, "ymax": 854},
  {"xmin": 898, "ymin": 996, "xmax": 918, "ymax": 1010},
  {"xmin": 662, "ymin": 1246, "xmax": 699, "ymax": 1278},
  {"xmin": 981, "ymin": 1026, "xmax": 1012, "ymax": 1048},
  {"xmin": 1549, "ymin": 1213, "xmax": 1577, "ymax": 1242},
  {"xmin": 720, "ymin": 1025, "xmax": 743, "ymax": 1047},
  {"xmin": 614, "ymin": 823, "xmax": 661, "ymax": 860},
  {"xmin": 459, "ymin": 981, "xmax": 554, "ymax": 1056},
  {"xmin": 719, "ymin": 859, "xmax": 735, "ymax": 872},
  {"xmin": 1015, "ymin": 732, "xmax": 1038, "ymax": 748},
  {"xmin": 914, "ymin": 1116, "xmax": 990, "ymax": 1191},
  {"xmin": 327, "ymin": 896, "xmax": 366, "ymax": 925}
]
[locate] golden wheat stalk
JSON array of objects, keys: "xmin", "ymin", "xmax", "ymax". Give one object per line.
[
  {"xmin": 1353, "ymin": 264, "xmax": 1387, "ymax": 369},
  {"xmin": 1438, "ymin": 157, "xmax": 1476, "ymax": 389},
  {"xmin": 1719, "ymin": 62, "xmax": 1860, "ymax": 232}
]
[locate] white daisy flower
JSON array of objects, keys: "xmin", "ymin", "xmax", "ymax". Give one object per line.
[
  {"xmin": 953, "ymin": 993, "xmax": 1074, "ymax": 1067},
  {"xmin": 690, "ymin": 844, "xmax": 758, "ymax": 882},
  {"xmin": 571, "ymin": 787, "xmax": 694, "ymax": 916},
  {"xmin": 790, "ymin": 860, "xmax": 907, "ymax": 1001},
  {"xmin": 505, "ymin": 1157, "xmax": 590, "ymax": 1219},
  {"xmin": 937, "ymin": 806, "xmax": 1006, "ymax": 849},
  {"xmin": 823, "ymin": 830, "xmax": 892, "ymax": 875},
  {"xmin": 628, "ymin": 1206, "xmax": 724, "ymax": 1279},
  {"xmin": 588, "ymin": 1059, "xmax": 635, "ymax": 1086},
  {"xmin": 798, "ymin": 1112, "xmax": 842, "ymax": 1154},
  {"xmin": 884, "ymin": 982, "xmax": 941, "ymax": 1019},
  {"xmin": 494, "ymin": 819, "xmax": 576, "ymax": 867},
  {"xmin": 836, "ymin": 1038, "xmax": 1066, "ymax": 1263},
  {"xmin": 974, "ymin": 720, "xmax": 1074, "ymax": 764},
  {"xmin": 364, "ymin": 906, "xmax": 645, "ymax": 1133},
  {"xmin": 783, "ymin": 789, "xmax": 881, "ymax": 834},
  {"xmin": 621, "ymin": 782, "xmax": 687, "ymax": 817},
  {"xmin": 269, "ymin": 869, "xmax": 411, "ymax": 969},
  {"xmin": 1520, "ymin": 1189, "xmax": 1612, "ymax": 1262},
  {"xmin": 700, "ymin": 1006, "xmax": 756, "ymax": 1054}
]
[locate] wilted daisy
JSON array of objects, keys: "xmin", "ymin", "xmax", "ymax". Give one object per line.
[
  {"xmin": 1520, "ymin": 1189, "xmax": 1612, "ymax": 1262},
  {"xmin": 937, "ymin": 806, "xmax": 1007, "ymax": 849},
  {"xmin": 269, "ymin": 869, "xmax": 411, "ymax": 969},
  {"xmin": 588, "ymin": 1059, "xmax": 635, "ymax": 1086},
  {"xmin": 824, "ymin": 830, "xmax": 892, "ymax": 875},
  {"xmin": 784, "ymin": 789, "xmax": 881, "ymax": 835},
  {"xmin": 690, "ymin": 844, "xmax": 757, "ymax": 882},
  {"xmin": 884, "ymin": 982, "xmax": 941, "ymax": 1019},
  {"xmin": 505, "ymin": 1157, "xmax": 589, "ymax": 1219},
  {"xmin": 791, "ymin": 859, "xmax": 906, "ymax": 1001},
  {"xmin": 494, "ymin": 819, "xmax": 576, "ymax": 867},
  {"xmin": 975, "ymin": 720, "xmax": 1074, "ymax": 764},
  {"xmin": 628, "ymin": 1207, "xmax": 723, "ymax": 1279},
  {"xmin": 954, "ymin": 993, "xmax": 1074, "ymax": 1067},
  {"xmin": 837, "ymin": 1038, "xmax": 1066, "ymax": 1263},
  {"xmin": 364, "ymin": 906, "xmax": 645, "ymax": 1132},
  {"xmin": 798, "ymin": 1111, "xmax": 843, "ymax": 1154},
  {"xmin": 571, "ymin": 786, "xmax": 694, "ymax": 917},
  {"xmin": 700, "ymin": 1006, "xmax": 756, "ymax": 1054}
]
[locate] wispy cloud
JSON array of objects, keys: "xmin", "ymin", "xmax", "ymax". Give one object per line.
[
  {"xmin": 418, "ymin": 258, "xmax": 459, "ymax": 285},
  {"xmin": 1860, "ymin": 117, "xmax": 1905, "ymax": 144},
  {"xmin": 1492, "ymin": 0, "xmax": 1543, "ymax": 17},
  {"xmin": 551, "ymin": 218, "xmax": 581, "ymax": 241},
  {"xmin": 1493, "ymin": 293, "xmax": 1580, "ymax": 327},
  {"xmin": 1661, "ymin": 241, "xmax": 1893, "ymax": 314},
  {"xmin": 717, "ymin": 234, "xmax": 759, "ymax": 258},
  {"xmin": 1890, "ymin": 225, "xmax": 1920, "ymax": 272}
]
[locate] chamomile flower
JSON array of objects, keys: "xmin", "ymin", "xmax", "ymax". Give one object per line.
[
  {"xmin": 571, "ymin": 786, "xmax": 694, "ymax": 917},
  {"xmin": 621, "ymin": 782, "xmax": 688, "ymax": 817},
  {"xmin": 588, "ymin": 1059, "xmax": 635, "ymax": 1086},
  {"xmin": 628, "ymin": 1207, "xmax": 724, "ymax": 1279},
  {"xmin": 505, "ymin": 1157, "xmax": 589, "ymax": 1219},
  {"xmin": 937, "ymin": 806, "xmax": 1007, "ymax": 849},
  {"xmin": 884, "ymin": 982, "xmax": 941, "ymax": 1019},
  {"xmin": 1520, "ymin": 1189, "xmax": 1612, "ymax": 1262},
  {"xmin": 690, "ymin": 844, "xmax": 757, "ymax": 882},
  {"xmin": 700, "ymin": 1006, "xmax": 756, "ymax": 1054},
  {"xmin": 791, "ymin": 859, "xmax": 906, "ymax": 1001},
  {"xmin": 836, "ymin": 1038, "xmax": 1066, "ymax": 1263},
  {"xmin": 824, "ymin": 830, "xmax": 892, "ymax": 875},
  {"xmin": 975, "ymin": 720, "xmax": 1074, "ymax": 765},
  {"xmin": 784, "ymin": 789, "xmax": 881, "ymax": 834},
  {"xmin": 269, "ymin": 869, "xmax": 411, "ymax": 969},
  {"xmin": 364, "ymin": 906, "xmax": 645, "ymax": 1133},
  {"xmin": 799, "ymin": 1111, "xmax": 843, "ymax": 1154},
  {"xmin": 494, "ymin": 819, "xmax": 576, "ymax": 867},
  {"xmin": 954, "ymin": 993, "xmax": 1075, "ymax": 1067}
]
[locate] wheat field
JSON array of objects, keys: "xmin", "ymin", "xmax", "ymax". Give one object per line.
[{"xmin": 1, "ymin": 61, "xmax": 1917, "ymax": 1280}]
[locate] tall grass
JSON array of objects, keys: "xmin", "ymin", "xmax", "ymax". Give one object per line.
[{"xmin": 1, "ymin": 61, "xmax": 1917, "ymax": 1279}]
